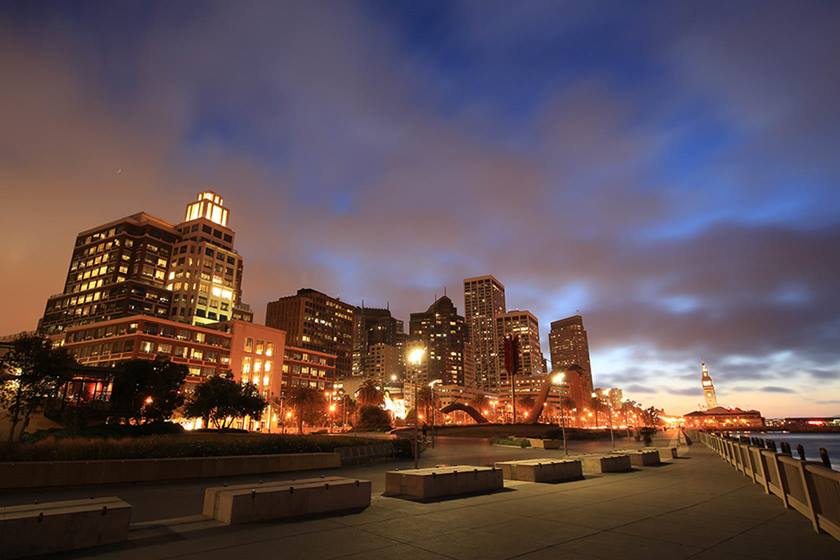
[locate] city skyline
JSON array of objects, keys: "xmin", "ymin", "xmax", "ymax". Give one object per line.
[{"xmin": 2, "ymin": 2, "xmax": 839, "ymax": 417}]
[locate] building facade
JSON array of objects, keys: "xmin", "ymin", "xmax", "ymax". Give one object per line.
[
  {"xmin": 167, "ymin": 192, "xmax": 248, "ymax": 326},
  {"xmin": 39, "ymin": 213, "xmax": 180, "ymax": 334},
  {"xmin": 281, "ymin": 345, "xmax": 337, "ymax": 392},
  {"xmin": 463, "ymin": 275, "xmax": 506, "ymax": 390},
  {"xmin": 408, "ymin": 296, "xmax": 471, "ymax": 387},
  {"xmin": 39, "ymin": 191, "xmax": 253, "ymax": 335},
  {"xmin": 352, "ymin": 306, "xmax": 402, "ymax": 379},
  {"xmin": 362, "ymin": 342, "xmax": 401, "ymax": 384},
  {"xmin": 548, "ymin": 315, "xmax": 594, "ymax": 397},
  {"xmin": 495, "ymin": 310, "xmax": 545, "ymax": 383},
  {"xmin": 683, "ymin": 406, "xmax": 765, "ymax": 429},
  {"xmin": 265, "ymin": 288, "xmax": 356, "ymax": 379}
]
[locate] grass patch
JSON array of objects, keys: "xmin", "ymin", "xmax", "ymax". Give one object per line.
[
  {"xmin": 492, "ymin": 437, "xmax": 531, "ymax": 448},
  {"xmin": 0, "ymin": 432, "xmax": 386, "ymax": 462}
]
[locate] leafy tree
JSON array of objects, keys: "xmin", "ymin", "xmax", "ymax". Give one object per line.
[
  {"xmin": 355, "ymin": 405, "xmax": 392, "ymax": 431},
  {"xmin": 285, "ymin": 386, "xmax": 325, "ymax": 433},
  {"xmin": 356, "ymin": 379, "xmax": 383, "ymax": 407},
  {"xmin": 641, "ymin": 406, "xmax": 660, "ymax": 428},
  {"xmin": 185, "ymin": 375, "xmax": 266, "ymax": 429},
  {"xmin": 109, "ymin": 359, "xmax": 187, "ymax": 424},
  {"xmin": 0, "ymin": 334, "xmax": 75, "ymax": 441}
]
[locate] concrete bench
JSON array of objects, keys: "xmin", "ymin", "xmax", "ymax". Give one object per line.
[
  {"xmin": 612, "ymin": 449, "xmax": 661, "ymax": 466},
  {"xmin": 203, "ymin": 477, "xmax": 371, "ymax": 525},
  {"xmin": 496, "ymin": 459, "xmax": 583, "ymax": 482},
  {"xmin": 384, "ymin": 465, "xmax": 503, "ymax": 501},
  {"xmin": 0, "ymin": 497, "xmax": 131, "ymax": 559},
  {"xmin": 643, "ymin": 447, "xmax": 678, "ymax": 460},
  {"xmin": 570, "ymin": 454, "xmax": 632, "ymax": 473},
  {"xmin": 526, "ymin": 438, "xmax": 561, "ymax": 449}
]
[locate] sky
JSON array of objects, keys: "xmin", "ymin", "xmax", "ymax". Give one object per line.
[{"xmin": 1, "ymin": 1, "xmax": 839, "ymax": 418}]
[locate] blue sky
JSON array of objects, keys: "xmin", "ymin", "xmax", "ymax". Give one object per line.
[{"xmin": 1, "ymin": 1, "xmax": 839, "ymax": 416}]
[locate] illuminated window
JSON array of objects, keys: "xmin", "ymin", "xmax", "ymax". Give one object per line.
[
  {"xmin": 264, "ymin": 360, "xmax": 272, "ymax": 372},
  {"xmin": 256, "ymin": 340, "xmax": 264, "ymax": 355},
  {"xmin": 245, "ymin": 337, "xmax": 253, "ymax": 352},
  {"xmin": 254, "ymin": 359, "xmax": 263, "ymax": 373},
  {"xmin": 242, "ymin": 357, "xmax": 252, "ymax": 374}
]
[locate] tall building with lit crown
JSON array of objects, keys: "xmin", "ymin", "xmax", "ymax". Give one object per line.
[
  {"xmin": 408, "ymin": 296, "xmax": 470, "ymax": 387},
  {"xmin": 167, "ymin": 192, "xmax": 249, "ymax": 326},
  {"xmin": 265, "ymin": 288, "xmax": 357, "ymax": 380},
  {"xmin": 495, "ymin": 310, "xmax": 545, "ymax": 383},
  {"xmin": 39, "ymin": 213, "xmax": 181, "ymax": 334},
  {"xmin": 548, "ymin": 315, "xmax": 593, "ymax": 397},
  {"xmin": 701, "ymin": 362, "xmax": 718, "ymax": 409},
  {"xmin": 463, "ymin": 275, "xmax": 506, "ymax": 390}
]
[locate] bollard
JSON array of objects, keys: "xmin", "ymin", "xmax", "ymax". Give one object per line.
[
  {"xmin": 780, "ymin": 442, "xmax": 791, "ymax": 455},
  {"xmin": 767, "ymin": 440, "xmax": 777, "ymax": 452},
  {"xmin": 796, "ymin": 444, "xmax": 806, "ymax": 461},
  {"xmin": 819, "ymin": 448, "xmax": 831, "ymax": 469}
]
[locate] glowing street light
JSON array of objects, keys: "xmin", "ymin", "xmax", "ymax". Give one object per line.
[
  {"xmin": 552, "ymin": 372, "xmax": 568, "ymax": 455},
  {"xmin": 406, "ymin": 345, "xmax": 426, "ymax": 468}
]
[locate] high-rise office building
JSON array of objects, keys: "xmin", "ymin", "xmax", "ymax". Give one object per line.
[
  {"xmin": 548, "ymin": 314, "xmax": 593, "ymax": 396},
  {"xmin": 39, "ymin": 191, "xmax": 252, "ymax": 334},
  {"xmin": 352, "ymin": 306, "xmax": 401, "ymax": 377},
  {"xmin": 39, "ymin": 213, "xmax": 180, "ymax": 334},
  {"xmin": 167, "ymin": 192, "xmax": 248, "ymax": 326},
  {"xmin": 363, "ymin": 342, "xmax": 401, "ymax": 384},
  {"xmin": 408, "ymin": 295, "xmax": 470, "ymax": 387},
  {"xmin": 495, "ymin": 310, "xmax": 545, "ymax": 383},
  {"xmin": 265, "ymin": 288, "xmax": 357, "ymax": 379},
  {"xmin": 463, "ymin": 275, "xmax": 506, "ymax": 389}
]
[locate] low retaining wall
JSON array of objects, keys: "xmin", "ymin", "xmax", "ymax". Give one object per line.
[
  {"xmin": 0, "ymin": 452, "xmax": 341, "ymax": 489},
  {"xmin": 612, "ymin": 449, "xmax": 661, "ymax": 466},
  {"xmin": 570, "ymin": 454, "xmax": 632, "ymax": 474},
  {"xmin": 0, "ymin": 497, "xmax": 131, "ymax": 559},
  {"xmin": 337, "ymin": 442, "xmax": 396, "ymax": 465},
  {"xmin": 698, "ymin": 432, "xmax": 840, "ymax": 542}
]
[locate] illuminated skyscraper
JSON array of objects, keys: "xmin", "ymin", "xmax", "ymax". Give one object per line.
[
  {"xmin": 265, "ymin": 288, "xmax": 357, "ymax": 380},
  {"xmin": 495, "ymin": 310, "xmax": 545, "ymax": 383},
  {"xmin": 167, "ymin": 192, "xmax": 250, "ymax": 325},
  {"xmin": 548, "ymin": 315, "xmax": 594, "ymax": 396},
  {"xmin": 39, "ymin": 213, "xmax": 180, "ymax": 334},
  {"xmin": 463, "ymin": 275, "xmax": 506, "ymax": 389},
  {"xmin": 408, "ymin": 296, "xmax": 470, "ymax": 386},
  {"xmin": 701, "ymin": 362, "xmax": 718, "ymax": 409}
]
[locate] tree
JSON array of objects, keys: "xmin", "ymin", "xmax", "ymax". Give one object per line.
[
  {"xmin": 641, "ymin": 406, "xmax": 660, "ymax": 428},
  {"xmin": 0, "ymin": 334, "xmax": 75, "ymax": 441},
  {"xmin": 356, "ymin": 379, "xmax": 383, "ymax": 407},
  {"xmin": 286, "ymin": 386, "xmax": 325, "ymax": 433},
  {"xmin": 109, "ymin": 359, "xmax": 187, "ymax": 424},
  {"xmin": 184, "ymin": 375, "xmax": 266, "ymax": 429},
  {"xmin": 355, "ymin": 405, "xmax": 392, "ymax": 431}
]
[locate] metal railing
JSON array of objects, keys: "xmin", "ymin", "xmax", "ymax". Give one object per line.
[{"xmin": 692, "ymin": 430, "xmax": 840, "ymax": 542}]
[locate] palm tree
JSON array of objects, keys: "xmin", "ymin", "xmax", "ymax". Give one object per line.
[
  {"xmin": 285, "ymin": 386, "xmax": 325, "ymax": 434},
  {"xmin": 356, "ymin": 379, "xmax": 383, "ymax": 407}
]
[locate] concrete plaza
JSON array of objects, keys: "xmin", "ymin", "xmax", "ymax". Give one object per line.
[{"xmin": 3, "ymin": 434, "xmax": 839, "ymax": 559}]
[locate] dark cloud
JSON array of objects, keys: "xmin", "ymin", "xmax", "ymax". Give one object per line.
[{"xmin": 1, "ymin": 1, "xmax": 839, "ymax": 416}]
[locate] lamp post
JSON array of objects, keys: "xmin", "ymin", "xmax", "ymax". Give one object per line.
[
  {"xmin": 429, "ymin": 379, "xmax": 441, "ymax": 448},
  {"xmin": 407, "ymin": 346, "xmax": 426, "ymax": 469},
  {"xmin": 552, "ymin": 372, "xmax": 568, "ymax": 455}
]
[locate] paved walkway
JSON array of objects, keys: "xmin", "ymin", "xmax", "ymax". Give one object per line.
[{"xmin": 35, "ymin": 439, "xmax": 840, "ymax": 559}]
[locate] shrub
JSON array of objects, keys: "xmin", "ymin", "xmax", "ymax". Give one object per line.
[{"xmin": 0, "ymin": 433, "xmax": 383, "ymax": 462}]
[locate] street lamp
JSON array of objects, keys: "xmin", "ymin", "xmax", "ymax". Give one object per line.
[
  {"xmin": 429, "ymin": 379, "xmax": 442, "ymax": 448},
  {"xmin": 407, "ymin": 346, "xmax": 426, "ymax": 469},
  {"xmin": 551, "ymin": 372, "xmax": 568, "ymax": 455}
]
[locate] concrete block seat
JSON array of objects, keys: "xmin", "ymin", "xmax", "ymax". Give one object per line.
[
  {"xmin": 496, "ymin": 458, "xmax": 583, "ymax": 482},
  {"xmin": 642, "ymin": 446, "xmax": 678, "ymax": 460},
  {"xmin": 526, "ymin": 438, "xmax": 561, "ymax": 449},
  {"xmin": 0, "ymin": 496, "xmax": 131, "ymax": 559},
  {"xmin": 203, "ymin": 476, "xmax": 371, "ymax": 525},
  {"xmin": 611, "ymin": 449, "xmax": 662, "ymax": 466},
  {"xmin": 568, "ymin": 454, "xmax": 633, "ymax": 474},
  {"xmin": 384, "ymin": 465, "xmax": 504, "ymax": 501}
]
